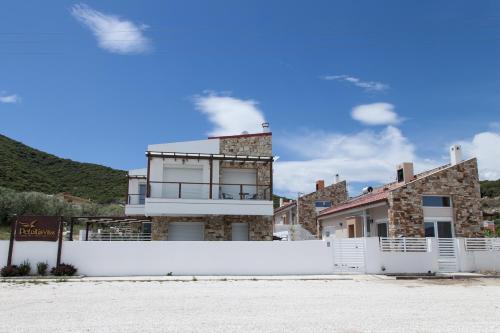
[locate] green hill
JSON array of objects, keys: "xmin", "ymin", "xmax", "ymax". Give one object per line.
[
  {"xmin": 480, "ymin": 179, "xmax": 500, "ymax": 198},
  {"xmin": 0, "ymin": 134, "xmax": 127, "ymax": 203}
]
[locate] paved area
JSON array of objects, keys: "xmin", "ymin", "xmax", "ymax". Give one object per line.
[{"xmin": 0, "ymin": 277, "xmax": 499, "ymax": 332}]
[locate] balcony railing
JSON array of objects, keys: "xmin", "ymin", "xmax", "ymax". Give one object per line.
[
  {"xmin": 148, "ymin": 181, "xmax": 272, "ymax": 201},
  {"xmin": 128, "ymin": 194, "xmax": 146, "ymax": 205}
]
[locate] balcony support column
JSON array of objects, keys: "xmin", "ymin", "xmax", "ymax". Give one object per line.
[
  {"xmin": 209, "ymin": 157, "xmax": 213, "ymax": 199},
  {"xmin": 146, "ymin": 154, "xmax": 151, "ymax": 198},
  {"xmin": 269, "ymin": 161, "xmax": 273, "ymax": 200}
]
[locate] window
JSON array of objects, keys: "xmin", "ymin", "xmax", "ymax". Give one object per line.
[
  {"xmin": 315, "ymin": 201, "xmax": 332, "ymax": 208},
  {"xmin": 424, "ymin": 220, "xmax": 453, "ymax": 238},
  {"xmin": 422, "ymin": 196, "xmax": 451, "ymax": 207},
  {"xmin": 138, "ymin": 183, "xmax": 146, "ymax": 205},
  {"xmin": 377, "ymin": 223, "xmax": 388, "ymax": 237},
  {"xmin": 424, "ymin": 222, "xmax": 435, "ymax": 237},
  {"xmin": 142, "ymin": 222, "xmax": 152, "ymax": 234}
]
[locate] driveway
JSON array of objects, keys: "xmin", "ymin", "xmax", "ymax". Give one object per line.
[{"xmin": 0, "ymin": 277, "xmax": 499, "ymax": 332}]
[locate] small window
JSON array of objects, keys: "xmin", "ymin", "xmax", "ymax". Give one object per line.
[
  {"xmin": 315, "ymin": 201, "xmax": 332, "ymax": 208},
  {"xmin": 142, "ymin": 222, "xmax": 152, "ymax": 234},
  {"xmin": 377, "ymin": 223, "xmax": 388, "ymax": 237},
  {"xmin": 422, "ymin": 196, "xmax": 451, "ymax": 207},
  {"xmin": 424, "ymin": 222, "xmax": 435, "ymax": 237}
]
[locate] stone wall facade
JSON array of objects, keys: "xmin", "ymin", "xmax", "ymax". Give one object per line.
[
  {"xmin": 298, "ymin": 181, "xmax": 349, "ymax": 236},
  {"xmin": 219, "ymin": 133, "xmax": 273, "ymax": 201},
  {"xmin": 387, "ymin": 158, "xmax": 483, "ymax": 237},
  {"xmin": 151, "ymin": 215, "xmax": 273, "ymax": 241}
]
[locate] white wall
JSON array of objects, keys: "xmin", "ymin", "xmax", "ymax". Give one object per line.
[
  {"xmin": 148, "ymin": 139, "xmax": 220, "ymax": 154},
  {"xmin": 2, "ymin": 239, "xmax": 499, "ymax": 276},
  {"xmin": 456, "ymin": 239, "xmax": 500, "ymax": 272},
  {"xmin": 0, "ymin": 240, "xmax": 333, "ymax": 276},
  {"xmin": 364, "ymin": 238, "xmax": 439, "ymax": 274},
  {"xmin": 0, "ymin": 241, "xmax": 59, "ymax": 272}
]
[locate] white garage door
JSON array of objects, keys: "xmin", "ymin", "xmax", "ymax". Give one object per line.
[
  {"xmin": 232, "ymin": 223, "xmax": 249, "ymax": 241},
  {"xmin": 168, "ymin": 222, "xmax": 204, "ymax": 241}
]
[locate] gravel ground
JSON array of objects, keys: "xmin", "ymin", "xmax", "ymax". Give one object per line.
[{"xmin": 0, "ymin": 277, "xmax": 500, "ymax": 333}]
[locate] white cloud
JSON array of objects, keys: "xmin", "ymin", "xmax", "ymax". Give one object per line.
[
  {"xmin": 459, "ymin": 131, "xmax": 500, "ymax": 180},
  {"xmin": 71, "ymin": 3, "xmax": 151, "ymax": 55},
  {"xmin": 0, "ymin": 92, "xmax": 20, "ymax": 104},
  {"xmin": 322, "ymin": 74, "xmax": 389, "ymax": 92},
  {"xmin": 275, "ymin": 126, "xmax": 440, "ymax": 195},
  {"xmin": 351, "ymin": 103, "xmax": 402, "ymax": 126},
  {"xmin": 194, "ymin": 92, "xmax": 266, "ymax": 136}
]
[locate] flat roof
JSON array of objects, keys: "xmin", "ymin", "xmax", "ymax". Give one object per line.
[{"xmin": 208, "ymin": 132, "xmax": 272, "ymax": 140}]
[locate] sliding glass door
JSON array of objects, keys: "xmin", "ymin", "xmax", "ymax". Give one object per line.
[{"xmin": 424, "ymin": 219, "xmax": 453, "ymax": 238}]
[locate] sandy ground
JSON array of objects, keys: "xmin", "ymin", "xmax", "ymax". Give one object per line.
[{"xmin": 0, "ymin": 277, "xmax": 499, "ymax": 333}]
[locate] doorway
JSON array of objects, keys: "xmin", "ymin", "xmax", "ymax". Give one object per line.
[{"xmin": 424, "ymin": 219, "xmax": 454, "ymax": 238}]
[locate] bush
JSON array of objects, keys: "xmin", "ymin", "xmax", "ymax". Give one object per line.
[
  {"xmin": 1, "ymin": 265, "xmax": 20, "ymax": 277},
  {"xmin": 51, "ymin": 263, "xmax": 77, "ymax": 276},
  {"xmin": 18, "ymin": 260, "xmax": 31, "ymax": 276},
  {"xmin": 37, "ymin": 262, "xmax": 48, "ymax": 276}
]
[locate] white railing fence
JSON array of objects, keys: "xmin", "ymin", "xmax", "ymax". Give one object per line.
[
  {"xmin": 379, "ymin": 237, "xmax": 430, "ymax": 252},
  {"xmin": 465, "ymin": 238, "xmax": 500, "ymax": 252}
]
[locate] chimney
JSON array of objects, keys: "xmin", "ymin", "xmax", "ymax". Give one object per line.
[
  {"xmin": 262, "ymin": 122, "xmax": 270, "ymax": 133},
  {"xmin": 316, "ymin": 180, "xmax": 325, "ymax": 191},
  {"xmin": 450, "ymin": 144, "xmax": 462, "ymax": 166},
  {"xmin": 279, "ymin": 197, "xmax": 284, "ymax": 207},
  {"xmin": 334, "ymin": 174, "xmax": 340, "ymax": 184},
  {"xmin": 397, "ymin": 162, "xmax": 414, "ymax": 184}
]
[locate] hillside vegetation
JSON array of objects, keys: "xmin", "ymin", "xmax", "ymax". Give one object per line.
[
  {"xmin": 480, "ymin": 179, "xmax": 500, "ymax": 198},
  {"xmin": 0, "ymin": 134, "xmax": 127, "ymax": 203}
]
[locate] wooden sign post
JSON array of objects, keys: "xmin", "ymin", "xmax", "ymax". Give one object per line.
[{"xmin": 6, "ymin": 216, "xmax": 63, "ymax": 267}]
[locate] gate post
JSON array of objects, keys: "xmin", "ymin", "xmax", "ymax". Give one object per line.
[{"xmin": 6, "ymin": 217, "xmax": 16, "ymax": 266}]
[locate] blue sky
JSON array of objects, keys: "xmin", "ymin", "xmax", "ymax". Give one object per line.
[{"xmin": 1, "ymin": 1, "xmax": 499, "ymax": 196}]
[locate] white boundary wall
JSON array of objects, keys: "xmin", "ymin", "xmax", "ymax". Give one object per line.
[
  {"xmin": 1, "ymin": 238, "xmax": 499, "ymax": 276},
  {"xmin": 0, "ymin": 240, "xmax": 333, "ymax": 276}
]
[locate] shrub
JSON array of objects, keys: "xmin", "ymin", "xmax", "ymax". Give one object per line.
[
  {"xmin": 1, "ymin": 265, "xmax": 20, "ymax": 277},
  {"xmin": 18, "ymin": 260, "xmax": 31, "ymax": 276},
  {"xmin": 36, "ymin": 262, "xmax": 49, "ymax": 276},
  {"xmin": 51, "ymin": 263, "xmax": 77, "ymax": 276}
]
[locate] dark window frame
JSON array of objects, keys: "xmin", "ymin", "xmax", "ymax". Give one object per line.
[{"xmin": 422, "ymin": 195, "xmax": 451, "ymax": 207}]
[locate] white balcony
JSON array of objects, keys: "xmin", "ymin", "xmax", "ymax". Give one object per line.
[
  {"xmin": 144, "ymin": 182, "xmax": 273, "ymax": 216},
  {"xmin": 125, "ymin": 194, "xmax": 146, "ymax": 216},
  {"xmin": 144, "ymin": 197, "xmax": 273, "ymax": 216}
]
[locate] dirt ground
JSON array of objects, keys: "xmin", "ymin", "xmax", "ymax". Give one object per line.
[{"xmin": 0, "ymin": 277, "xmax": 499, "ymax": 333}]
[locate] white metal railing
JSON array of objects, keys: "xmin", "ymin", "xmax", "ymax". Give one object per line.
[
  {"xmin": 379, "ymin": 237, "xmax": 430, "ymax": 252},
  {"xmin": 465, "ymin": 238, "xmax": 500, "ymax": 252},
  {"xmin": 88, "ymin": 232, "xmax": 152, "ymax": 241}
]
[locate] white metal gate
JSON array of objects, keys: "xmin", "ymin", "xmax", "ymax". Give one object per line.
[
  {"xmin": 332, "ymin": 238, "xmax": 366, "ymax": 274},
  {"xmin": 437, "ymin": 238, "xmax": 458, "ymax": 272}
]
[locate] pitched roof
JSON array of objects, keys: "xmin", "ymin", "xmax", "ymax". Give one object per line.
[
  {"xmin": 317, "ymin": 190, "xmax": 389, "ymax": 217},
  {"xmin": 317, "ymin": 160, "xmax": 466, "ymax": 219},
  {"xmin": 273, "ymin": 200, "xmax": 297, "ymax": 214}
]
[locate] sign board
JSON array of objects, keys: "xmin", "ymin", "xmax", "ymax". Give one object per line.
[{"xmin": 15, "ymin": 216, "xmax": 61, "ymax": 242}]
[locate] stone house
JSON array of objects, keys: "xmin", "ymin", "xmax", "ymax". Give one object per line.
[
  {"xmin": 273, "ymin": 179, "xmax": 348, "ymax": 239},
  {"xmin": 317, "ymin": 145, "xmax": 483, "ymax": 239},
  {"xmin": 125, "ymin": 126, "xmax": 274, "ymax": 241}
]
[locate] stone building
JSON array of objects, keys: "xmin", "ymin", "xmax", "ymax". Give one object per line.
[
  {"xmin": 125, "ymin": 127, "xmax": 274, "ymax": 241},
  {"xmin": 317, "ymin": 145, "xmax": 483, "ymax": 238},
  {"xmin": 273, "ymin": 179, "xmax": 348, "ymax": 239}
]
